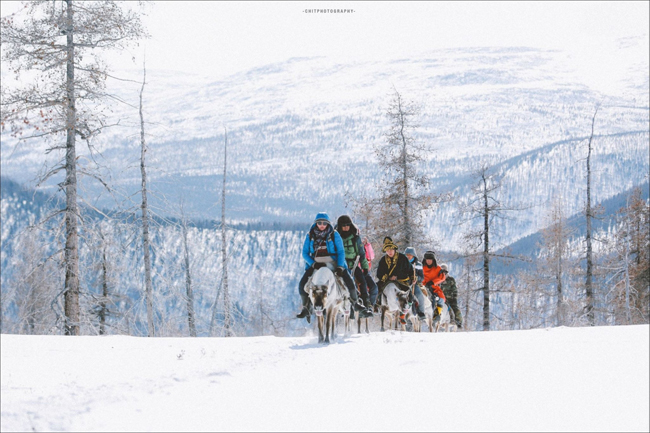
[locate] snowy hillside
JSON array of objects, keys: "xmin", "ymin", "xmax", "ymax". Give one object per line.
[
  {"xmin": 1, "ymin": 46, "xmax": 648, "ymax": 250},
  {"xmin": 1, "ymin": 325, "xmax": 648, "ymax": 432}
]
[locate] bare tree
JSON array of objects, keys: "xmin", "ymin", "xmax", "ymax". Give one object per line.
[
  {"xmin": 605, "ymin": 188, "xmax": 649, "ymax": 324},
  {"xmin": 179, "ymin": 202, "xmax": 197, "ymax": 337},
  {"xmin": 539, "ymin": 198, "xmax": 575, "ymax": 326},
  {"xmin": 458, "ymin": 163, "xmax": 523, "ymax": 331},
  {"xmin": 95, "ymin": 225, "xmax": 111, "ymax": 335},
  {"xmin": 350, "ymin": 88, "xmax": 447, "ymax": 248},
  {"xmin": 1, "ymin": 1, "xmax": 145, "ymax": 335},
  {"xmin": 83, "ymin": 219, "xmax": 128, "ymax": 336},
  {"xmin": 8, "ymin": 226, "xmax": 61, "ymax": 334},
  {"xmin": 137, "ymin": 62, "xmax": 155, "ymax": 337},
  {"xmin": 220, "ymin": 128, "xmax": 233, "ymax": 336},
  {"xmin": 583, "ymin": 105, "xmax": 600, "ymax": 326}
]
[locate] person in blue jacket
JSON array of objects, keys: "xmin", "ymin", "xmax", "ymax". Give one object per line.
[{"xmin": 296, "ymin": 212, "xmax": 368, "ymax": 321}]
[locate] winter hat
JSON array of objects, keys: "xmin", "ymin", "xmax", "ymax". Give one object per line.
[
  {"xmin": 314, "ymin": 212, "xmax": 331, "ymax": 224},
  {"xmin": 440, "ymin": 263, "xmax": 448, "ymax": 272},
  {"xmin": 382, "ymin": 236, "xmax": 398, "ymax": 252},
  {"xmin": 336, "ymin": 214, "xmax": 353, "ymax": 227},
  {"xmin": 423, "ymin": 250, "xmax": 438, "ymax": 267},
  {"xmin": 404, "ymin": 247, "xmax": 417, "ymax": 257}
]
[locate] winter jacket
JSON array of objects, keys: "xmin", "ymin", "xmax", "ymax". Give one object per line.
[
  {"xmin": 409, "ymin": 256, "xmax": 424, "ymax": 285},
  {"xmin": 336, "ymin": 222, "xmax": 369, "ymax": 271},
  {"xmin": 423, "ymin": 264, "xmax": 446, "ymax": 301},
  {"xmin": 364, "ymin": 242, "xmax": 375, "ymax": 268},
  {"xmin": 376, "ymin": 252, "xmax": 414, "ymax": 288},
  {"xmin": 302, "ymin": 224, "xmax": 347, "ymax": 270},
  {"xmin": 440, "ymin": 275, "xmax": 458, "ymax": 305}
]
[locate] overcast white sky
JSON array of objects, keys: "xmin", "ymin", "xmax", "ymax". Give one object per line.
[
  {"xmin": 130, "ymin": 1, "xmax": 650, "ymax": 76},
  {"xmin": 1, "ymin": 1, "xmax": 649, "ymax": 91}
]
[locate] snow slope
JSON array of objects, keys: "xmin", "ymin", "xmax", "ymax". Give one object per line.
[{"xmin": 1, "ymin": 325, "xmax": 648, "ymax": 432}]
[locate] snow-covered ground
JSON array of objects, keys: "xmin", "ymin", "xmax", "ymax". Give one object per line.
[{"xmin": 1, "ymin": 325, "xmax": 648, "ymax": 432}]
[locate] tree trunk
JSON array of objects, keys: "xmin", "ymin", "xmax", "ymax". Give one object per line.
[
  {"xmin": 398, "ymin": 97, "xmax": 411, "ymax": 246},
  {"xmin": 464, "ymin": 261, "xmax": 472, "ymax": 330},
  {"xmin": 584, "ymin": 107, "xmax": 599, "ymax": 326},
  {"xmin": 182, "ymin": 221, "xmax": 197, "ymax": 337},
  {"xmin": 63, "ymin": 0, "xmax": 80, "ymax": 336},
  {"xmin": 99, "ymin": 236, "xmax": 108, "ymax": 335},
  {"xmin": 556, "ymin": 249, "xmax": 564, "ymax": 327},
  {"xmin": 139, "ymin": 64, "xmax": 155, "ymax": 337},
  {"xmin": 222, "ymin": 128, "xmax": 232, "ymax": 337},
  {"xmin": 482, "ymin": 175, "xmax": 490, "ymax": 331}
]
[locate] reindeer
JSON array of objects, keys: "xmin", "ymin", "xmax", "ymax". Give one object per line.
[
  {"xmin": 348, "ymin": 306, "xmax": 371, "ymax": 334},
  {"xmin": 338, "ymin": 294, "xmax": 352, "ymax": 337},
  {"xmin": 306, "ymin": 264, "xmax": 347, "ymax": 343},
  {"xmin": 380, "ymin": 282, "xmax": 413, "ymax": 332},
  {"xmin": 412, "ymin": 286, "xmax": 434, "ymax": 332},
  {"xmin": 434, "ymin": 300, "xmax": 457, "ymax": 333}
]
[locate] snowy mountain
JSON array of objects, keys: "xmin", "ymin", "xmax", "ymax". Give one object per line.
[
  {"xmin": 1, "ymin": 325, "xmax": 648, "ymax": 432},
  {"xmin": 2, "ymin": 44, "xmax": 648, "ymax": 337},
  {"xmin": 1, "ymin": 46, "xmax": 648, "ymax": 252}
]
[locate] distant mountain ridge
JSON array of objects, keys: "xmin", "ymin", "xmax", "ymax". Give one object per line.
[{"xmin": 1, "ymin": 46, "xmax": 648, "ymax": 251}]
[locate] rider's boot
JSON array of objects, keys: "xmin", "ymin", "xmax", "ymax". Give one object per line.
[
  {"xmin": 359, "ymin": 297, "xmax": 373, "ymax": 318},
  {"xmin": 296, "ymin": 294, "xmax": 311, "ymax": 323},
  {"xmin": 375, "ymin": 286, "xmax": 384, "ymax": 308},
  {"xmin": 296, "ymin": 306, "xmax": 311, "ymax": 323}
]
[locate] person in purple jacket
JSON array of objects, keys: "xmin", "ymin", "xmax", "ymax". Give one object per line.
[{"xmin": 296, "ymin": 212, "xmax": 366, "ymax": 321}]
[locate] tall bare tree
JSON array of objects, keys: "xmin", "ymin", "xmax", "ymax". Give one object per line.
[
  {"xmin": 583, "ymin": 105, "xmax": 600, "ymax": 326},
  {"xmin": 606, "ymin": 188, "xmax": 649, "ymax": 324},
  {"xmin": 1, "ymin": 1, "xmax": 145, "ymax": 335},
  {"xmin": 350, "ymin": 88, "xmax": 446, "ymax": 249},
  {"xmin": 221, "ymin": 128, "xmax": 233, "ymax": 337},
  {"xmin": 138, "ymin": 62, "xmax": 155, "ymax": 337},
  {"xmin": 179, "ymin": 202, "xmax": 197, "ymax": 337},
  {"xmin": 539, "ymin": 198, "xmax": 574, "ymax": 326},
  {"xmin": 458, "ymin": 163, "xmax": 522, "ymax": 331}
]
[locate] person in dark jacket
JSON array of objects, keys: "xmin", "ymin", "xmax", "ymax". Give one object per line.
[
  {"xmin": 404, "ymin": 247, "xmax": 427, "ymax": 321},
  {"xmin": 335, "ymin": 215, "xmax": 374, "ymax": 317},
  {"xmin": 375, "ymin": 237, "xmax": 414, "ymax": 307},
  {"xmin": 296, "ymin": 212, "xmax": 366, "ymax": 321},
  {"xmin": 439, "ymin": 264, "xmax": 463, "ymax": 328}
]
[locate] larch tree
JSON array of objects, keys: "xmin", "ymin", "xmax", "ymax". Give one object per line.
[
  {"xmin": 221, "ymin": 128, "xmax": 233, "ymax": 337},
  {"xmin": 458, "ymin": 163, "xmax": 522, "ymax": 331},
  {"xmin": 208, "ymin": 128, "xmax": 233, "ymax": 338},
  {"xmin": 350, "ymin": 88, "xmax": 447, "ymax": 250},
  {"xmin": 607, "ymin": 187, "xmax": 649, "ymax": 324},
  {"xmin": 179, "ymin": 201, "xmax": 197, "ymax": 337},
  {"xmin": 583, "ymin": 105, "xmax": 600, "ymax": 326},
  {"xmin": 137, "ymin": 62, "xmax": 155, "ymax": 337},
  {"xmin": 1, "ymin": 1, "xmax": 145, "ymax": 335},
  {"xmin": 539, "ymin": 198, "xmax": 574, "ymax": 327}
]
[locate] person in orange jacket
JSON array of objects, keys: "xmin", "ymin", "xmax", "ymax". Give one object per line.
[{"xmin": 421, "ymin": 250, "xmax": 446, "ymax": 319}]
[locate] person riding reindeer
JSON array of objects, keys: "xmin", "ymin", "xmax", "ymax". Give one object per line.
[
  {"xmin": 421, "ymin": 250, "xmax": 447, "ymax": 322},
  {"xmin": 335, "ymin": 214, "xmax": 374, "ymax": 318},
  {"xmin": 439, "ymin": 263, "xmax": 463, "ymax": 329},
  {"xmin": 375, "ymin": 237, "xmax": 415, "ymax": 321},
  {"xmin": 296, "ymin": 212, "xmax": 368, "ymax": 322},
  {"xmin": 404, "ymin": 247, "xmax": 428, "ymax": 321}
]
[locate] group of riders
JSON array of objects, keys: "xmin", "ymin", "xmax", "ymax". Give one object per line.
[{"xmin": 296, "ymin": 212, "xmax": 463, "ymax": 329}]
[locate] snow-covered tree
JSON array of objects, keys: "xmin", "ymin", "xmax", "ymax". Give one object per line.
[
  {"xmin": 458, "ymin": 163, "xmax": 524, "ymax": 331},
  {"xmin": 606, "ymin": 187, "xmax": 649, "ymax": 324},
  {"xmin": 1, "ymin": 1, "xmax": 145, "ymax": 335},
  {"xmin": 350, "ymin": 88, "xmax": 447, "ymax": 249}
]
